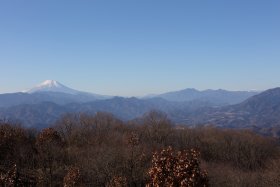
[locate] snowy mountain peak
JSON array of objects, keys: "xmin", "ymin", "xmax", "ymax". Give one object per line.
[
  {"xmin": 25, "ymin": 80, "xmax": 79, "ymax": 94},
  {"xmin": 40, "ymin": 80, "xmax": 61, "ymax": 87}
]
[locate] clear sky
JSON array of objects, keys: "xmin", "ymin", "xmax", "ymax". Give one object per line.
[{"xmin": 0, "ymin": 0, "xmax": 279, "ymax": 96}]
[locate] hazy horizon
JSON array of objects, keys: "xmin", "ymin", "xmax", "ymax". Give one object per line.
[
  {"xmin": 1, "ymin": 0, "xmax": 279, "ymax": 96},
  {"xmin": 0, "ymin": 79, "xmax": 264, "ymax": 97}
]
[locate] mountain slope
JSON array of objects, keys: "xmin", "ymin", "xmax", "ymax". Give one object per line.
[
  {"xmin": 0, "ymin": 102, "xmax": 69, "ymax": 128},
  {"xmin": 0, "ymin": 97, "xmax": 213, "ymax": 128},
  {"xmin": 0, "ymin": 97, "xmax": 166, "ymax": 128},
  {"xmin": 0, "ymin": 92, "xmax": 111, "ymax": 108},
  {"xmin": 183, "ymin": 87, "xmax": 280, "ymax": 128}
]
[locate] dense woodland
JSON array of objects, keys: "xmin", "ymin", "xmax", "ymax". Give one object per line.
[{"xmin": 1, "ymin": 111, "xmax": 280, "ymax": 186}]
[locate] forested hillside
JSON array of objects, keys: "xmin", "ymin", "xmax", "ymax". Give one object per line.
[{"xmin": 1, "ymin": 111, "xmax": 280, "ymax": 186}]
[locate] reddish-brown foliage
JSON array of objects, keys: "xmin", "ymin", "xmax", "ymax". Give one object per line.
[{"xmin": 148, "ymin": 146, "xmax": 208, "ymax": 187}]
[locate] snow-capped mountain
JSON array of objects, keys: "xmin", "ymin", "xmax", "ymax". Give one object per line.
[
  {"xmin": 0, "ymin": 80, "xmax": 112, "ymax": 108},
  {"xmin": 25, "ymin": 80, "xmax": 79, "ymax": 94}
]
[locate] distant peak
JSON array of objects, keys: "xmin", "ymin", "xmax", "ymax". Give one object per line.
[
  {"xmin": 42, "ymin": 80, "xmax": 58, "ymax": 84},
  {"xmin": 24, "ymin": 80, "xmax": 79, "ymax": 94},
  {"xmin": 39, "ymin": 80, "xmax": 61, "ymax": 87}
]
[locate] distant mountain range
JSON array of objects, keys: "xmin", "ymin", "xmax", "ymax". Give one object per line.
[
  {"xmin": 181, "ymin": 88, "xmax": 280, "ymax": 128},
  {"xmin": 0, "ymin": 80, "xmax": 258, "ymax": 108},
  {"xmin": 152, "ymin": 88, "xmax": 258, "ymax": 105},
  {"xmin": 2, "ymin": 80, "xmax": 280, "ymax": 134}
]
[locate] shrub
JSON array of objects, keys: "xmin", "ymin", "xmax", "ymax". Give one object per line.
[{"xmin": 147, "ymin": 146, "xmax": 208, "ymax": 187}]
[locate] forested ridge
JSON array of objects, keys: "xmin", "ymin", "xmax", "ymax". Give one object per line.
[{"xmin": 1, "ymin": 111, "xmax": 280, "ymax": 186}]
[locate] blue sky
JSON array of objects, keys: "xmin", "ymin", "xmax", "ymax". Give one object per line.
[{"xmin": 0, "ymin": 0, "xmax": 279, "ymax": 96}]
